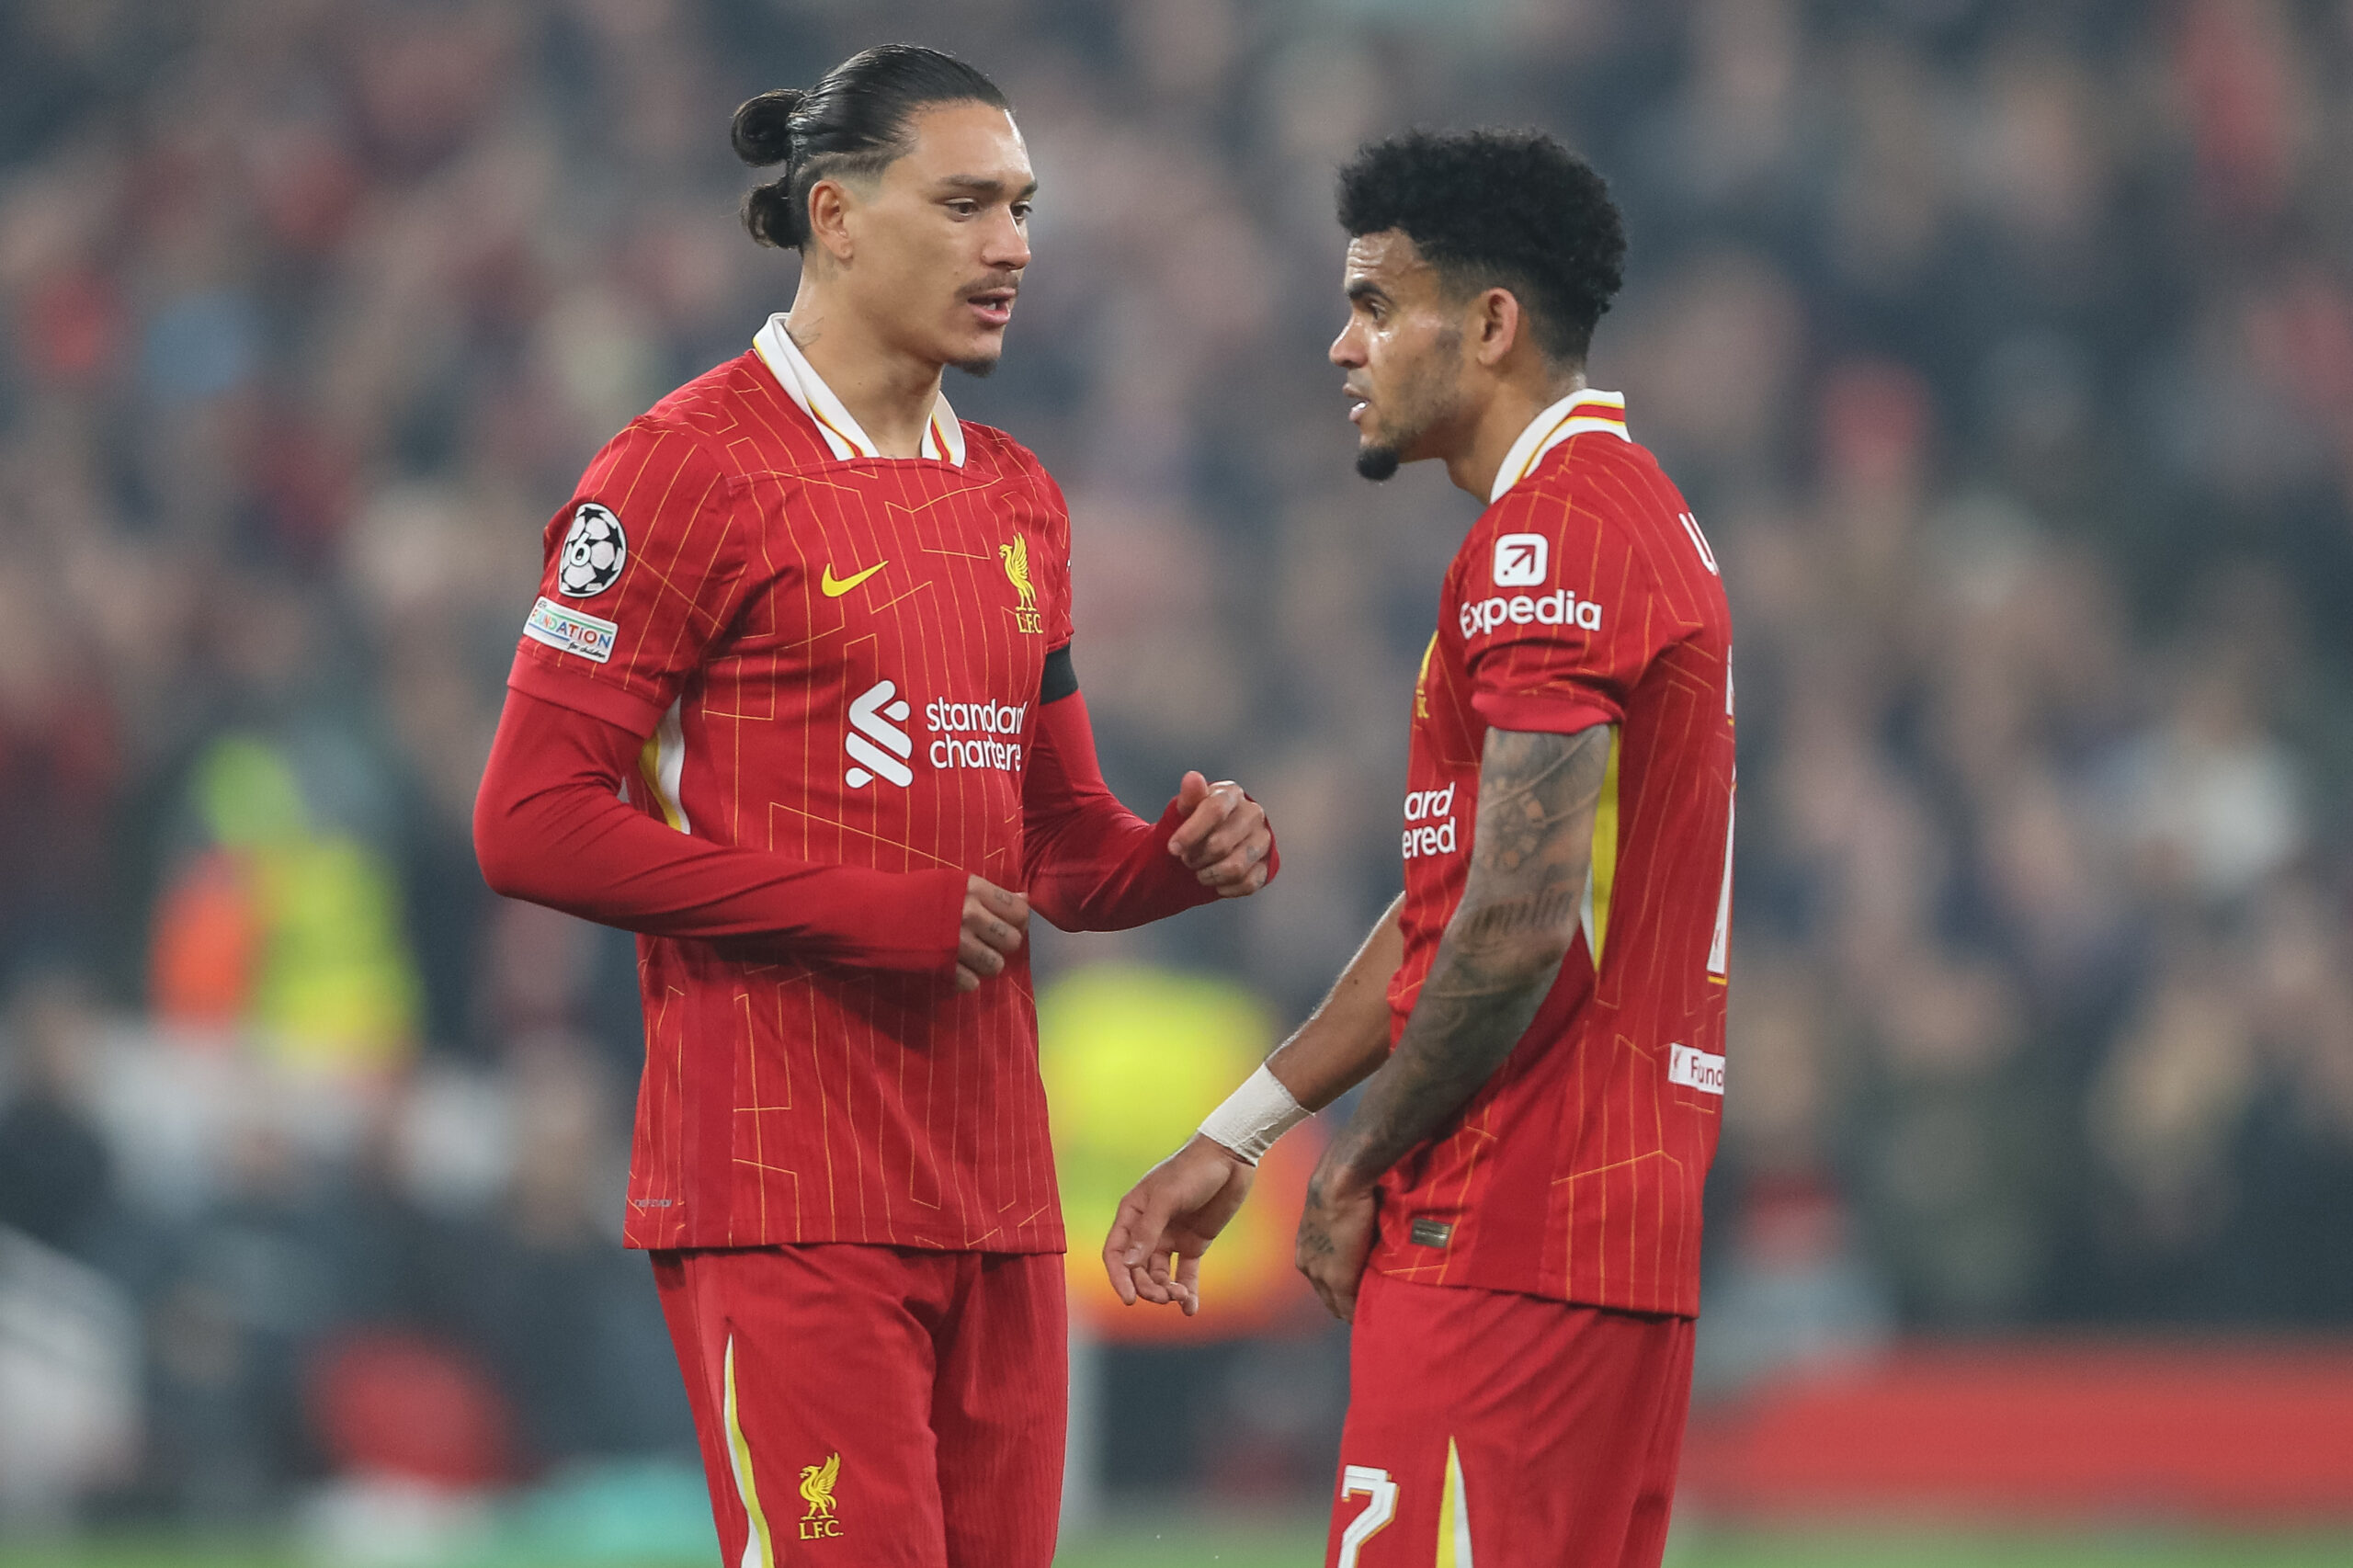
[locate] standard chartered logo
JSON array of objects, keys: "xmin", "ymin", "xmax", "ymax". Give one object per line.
[
  {"xmin": 845, "ymin": 679, "xmax": 914, "ymax": 789},
  {"xmin": 845, "ymin": 679, "xmax": 1030, "ymax": 790}
]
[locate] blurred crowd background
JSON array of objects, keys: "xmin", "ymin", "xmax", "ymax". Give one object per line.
[{"xmin": 2, "ymin": 0, "xmax": 2351, "ymax": 1544}]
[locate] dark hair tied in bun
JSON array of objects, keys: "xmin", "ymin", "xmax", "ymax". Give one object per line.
[
  {"xmin": 732, "ymin": 46, "xmax": 1009, "ymax": 252},
  {"xmin": 731, "ymin": 87, "xmax": 804, "ymax": 169}
]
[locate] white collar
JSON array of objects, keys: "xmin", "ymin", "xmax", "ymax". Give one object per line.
[
  {"xmin": 1487, "ymin": 388, "xmax": 1629, "ymax": 503},
  {"xmin": 751, "ymin": 313, "xmax": 967, "ymax": 466}
]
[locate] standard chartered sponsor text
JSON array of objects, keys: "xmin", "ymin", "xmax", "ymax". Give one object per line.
[
  {"xmin": 927, "ymin": 697, "xmax": 1029, "ymax": 773},
  {"xmin": 1402, "ymin": 782, "xmax": 1458, "ymax": 859}
]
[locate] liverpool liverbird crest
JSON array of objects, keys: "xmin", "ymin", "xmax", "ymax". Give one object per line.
[
  {"xmin": 999, "ymin": 538, "xmax": 1042, "ymax": 632},
  {"xmin": 801, "ymin": 1451, "xmax": 840, "ymax": 1519},
  {"xmin": 999, "ymin": 537, "xmax": 1036, "ymax": 609}
]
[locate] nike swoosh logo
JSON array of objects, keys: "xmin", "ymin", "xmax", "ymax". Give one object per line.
[{"xmin": 820, "ymin": 561, "xmax": 887, "ymax": 597}]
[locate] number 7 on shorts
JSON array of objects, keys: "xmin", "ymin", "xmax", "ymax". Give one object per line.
[{"xmin": 1336, "ymin": 1464, "xmax": 1397, "ymax": 1568}]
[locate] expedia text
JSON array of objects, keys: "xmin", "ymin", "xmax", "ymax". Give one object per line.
[{"xmin": 1460, "ymin": 589, "xmax": 1602, "ymax": 639}]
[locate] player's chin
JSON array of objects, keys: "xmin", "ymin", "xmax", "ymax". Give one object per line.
[
  {"xmin": 946, "ymin": 327, "xmax": 1008, "ymax": 380},
  {"xmin": 1355, "ymin": 436, "xmax": 1404, "ymax": 483}
]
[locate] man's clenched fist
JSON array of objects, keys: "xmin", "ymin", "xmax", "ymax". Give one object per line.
[{"xmin": 1167, "ymin": 771, "xmax": 1273, "ymax": 897}]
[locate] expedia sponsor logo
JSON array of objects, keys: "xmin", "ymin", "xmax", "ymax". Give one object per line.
[
  {"xmin": 1669, "ymin": 1043, "xmax": 1727, "ymax": 1096},
  {"xmin": 1460, "ymin": 589, "xmax": 1602, "ymax": 640},
  {"xmin": 927, "ymin": 698, "xmax": 1028, "ymax": 773},
  {"xmin": 1494, "ymin": 531, "xmax": 1548, "ymax": 586},
  {"xmin": 1402, "ymin": 782, "xmax": 1458, "ymax": 860}
]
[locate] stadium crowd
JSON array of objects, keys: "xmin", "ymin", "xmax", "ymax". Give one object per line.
[{"xmin": 1, "ymin": 0, "xmax": 2350, "ymax": 1524}]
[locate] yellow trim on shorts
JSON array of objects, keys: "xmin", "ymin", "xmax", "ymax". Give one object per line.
[
  {"xmin": 724, "ymin": 1336, "xmax": 778, "ymax": 1568},
  {"xmin": 1436, "ymin": 1436, "xmax": 1474, "ymax": 1566}
]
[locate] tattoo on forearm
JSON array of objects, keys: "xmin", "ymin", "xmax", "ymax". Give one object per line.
[
  {"xmin": 1326, "ymin": 726, "xmax": 1611, "ymax": 1186},
  {"xmin": 1451, "ymin": 888, "xmax": 1581, "ymax": 945}
]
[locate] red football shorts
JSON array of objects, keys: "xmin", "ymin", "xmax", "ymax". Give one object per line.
[
  {"xmin": 1326, "ymin": 1269, "xmax": 1695, "ymax": 1568},
  {"xmin": 652, "ymin": 1244, "xmax": 1065, "ymax": 1568}
]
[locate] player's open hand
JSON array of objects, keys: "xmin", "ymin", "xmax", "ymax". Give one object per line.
[
  {"xmin": 956, "ymin": 877, "xmax": 1029, "ymax": 992},
  {"xmin": 1101, "ymin": 1133, "xmax": 1256, "ymax": 1315},
  {"xmin": 1167, "ymin": 771, "xmax": 1272, "ymax": 897},
  {"xmin": 1296, "ymin": 1155, "xmax": 1378, "ymax": 1323}
]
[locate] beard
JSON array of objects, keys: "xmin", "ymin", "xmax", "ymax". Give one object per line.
[
  {"xmin": 950, "ymin": 353, "xmax": 999, "ymax": 379},
  {"xmin": 1351, "ymin": 331, "xmax": 1461, "ymax": 483}
]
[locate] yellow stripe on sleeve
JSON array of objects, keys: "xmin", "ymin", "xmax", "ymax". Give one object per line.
[
  {"xmin": 1583, "ymin": 727, "xmax": 1622, "ymax": 966},
  {"xmin": 637, "ymin": 699, "xmax": 690, "ymax": 833}
]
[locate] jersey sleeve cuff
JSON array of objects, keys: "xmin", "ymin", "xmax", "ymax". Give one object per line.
[
  {"xmin": 825, "ymin": 864, "xmax": 968, "ymax": 971},
  {"xmin": 1471, "ymin": 686, "xmax": 1621, "ymax": 734},
  {"xmin": 508, "ymin": 645, "xmax": 667, "ymax": 736}
]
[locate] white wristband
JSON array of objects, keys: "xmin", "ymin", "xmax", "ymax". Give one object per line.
[{"xmin": 1198, "ymin": 1064, "xmax": 1307, "ymax": 1165}]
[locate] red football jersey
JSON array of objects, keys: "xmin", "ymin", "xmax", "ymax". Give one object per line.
[
  {"xmin": 509, "ymin": 317, "xmax": 1074, "ymax": 1254},
  {"xmin": 1374, "ymin": 390, "xmax": 1735, "ymax": 1318}
]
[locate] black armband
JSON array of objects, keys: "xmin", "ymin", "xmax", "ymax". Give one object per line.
[{"xmin": 1040, "ymin": 644, "xmax": 1079, "ymax": 704}]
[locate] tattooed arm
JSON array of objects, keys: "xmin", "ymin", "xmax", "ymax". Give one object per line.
[
  {"xmin": 1295, "ymin": 723, "xmax": 1612, "ymax": 1321},
  {"xmin": 1100, "ymin": 894, "xmax": 1404, "ymax": 1316}
]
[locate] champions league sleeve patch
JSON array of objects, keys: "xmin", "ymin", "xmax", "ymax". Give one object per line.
[
  {"xmin": 523, "ymin": 597, "xmax": 619, "ymax": 664},
  {"xmin": 556, "ymin": 503, "xmax": 627, "ymax": 597}
]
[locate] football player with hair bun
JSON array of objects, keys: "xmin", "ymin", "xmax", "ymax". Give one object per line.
[
  {"xmin": 472, "ymin": 43, "xmax": 1276, "ymax": 1568},
  {"xmin": 1106, "ymin": 129, "xmax": 1734, "ymax": 1568}
]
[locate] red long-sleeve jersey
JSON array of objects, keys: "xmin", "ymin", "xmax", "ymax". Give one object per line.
[{"xmin": 474, "ymin": 317, "xmax": 1268, "ymax": 1254}]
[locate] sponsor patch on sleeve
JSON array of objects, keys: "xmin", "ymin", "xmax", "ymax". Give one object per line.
[
  {"xmin": 1493, "ymin": 531, "xmax": 1549, "ymax": 586},
  {"xmin": 523, "ymin": 596, "xmax": 620, "ymax": 665},
  {"xmin": 556, "ymin": 503, "xmax": 628, "ymax": 597},
  {"xmin": 1667, "ymin": 1043, "xmax": 1727, "ymax": 1096},
  {"xmin": 1459, "ymin": 588, "xmax": 1603, "ymax": 639}
]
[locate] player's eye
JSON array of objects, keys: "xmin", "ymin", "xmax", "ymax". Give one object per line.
[
  {"xmin": 947, "ymin": 199, "xmax": 979, "ymax": 217},
  {"xmin": 1011, "ymin": 202, "xmax": 1032, "ymax": 222}
]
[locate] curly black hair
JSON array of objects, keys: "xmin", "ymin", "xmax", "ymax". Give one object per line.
[{"xmin": 1336, "ymin": 129, "xmax": 1626, "ymax": 364}]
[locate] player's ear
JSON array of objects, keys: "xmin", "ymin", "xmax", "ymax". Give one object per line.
[
  {"xmin": 1471, "ymin": 287, "xmax": 1522, "ymax": 369},
  {"xmin": 805, "ymin": 177, "xmax": 857, "ymax": 265}
]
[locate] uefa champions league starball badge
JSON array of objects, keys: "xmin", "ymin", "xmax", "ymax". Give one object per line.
[{"xmin": 558, "ymin": 503, "xmax": 628, "ymax": 597}]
